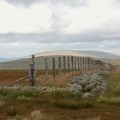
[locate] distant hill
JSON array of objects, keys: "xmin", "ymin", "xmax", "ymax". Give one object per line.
[
  {"xmin": 77, "ymin": 50, "xmax": 120, "ymax": 59},
  {"xmin": 0, "ymin": 50, "xmax": 119, "ymax": 70},
  {"xmin": 32, "ymin": 50, "xmax": 120, "ymax": 59}
]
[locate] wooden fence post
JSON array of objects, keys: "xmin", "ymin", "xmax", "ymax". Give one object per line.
[
  {"xmin": 45, "ymin": 57, "xmax": 48, "ymax": 80},
  {"xmin": 82, "ymin": 57, "xmax": 84, "ymax": 69},
  {"xmin": 29, "ymin": 55, "xmax": 36, "ymax": 86},
  {"xmin": 85, "ymin": 57, "xmax": 87, "ymax": 69},
  {"xmin": 93, "ymin": 59, "xmax": 95, "ymax": 69},
  {"xmin": 91, "ymin": 59, "xmax": 94, "ymax": 69},
  {"xmin": 78, "ymin": 57, "xmax": 80, "ymax": 70},
  {"xmin": 71, "ymin": 56, "xmax": 74, "ymax": 73},
  {"xmin": 86, "ymin": 57, "xmax": 88, "ymax": 69},
  {"xmin": 74, "ymin": 56, "xmax": 77, "ymax": 71},
  {"xmin": 63, "ymin": 56, "xmax": 66, "ymax": 73},
  {"xmin": 89, "ymin": 58, "xmax": 92, "ymax": 69},
  {"xmin": 67, "ymin": 56, "xmax": 70, "ymax": 72},
  {"xmin": 79, "ymin": 57, "xmax": 80, "ymax": 70},
  {"xmin": 80, "ymin": 57, "xmax": 82, "ymax": 69},
  {"xmin": 52, "ymin": 57, "xmax": 56, "ymax": 79},
  {"xmin": 88, "ymin": 57, "xmax": 90, "ymax": 70},
  {"xmin": 58, "ymin": 57, "xmax": 61, "ymax": 77},
  {"xmin": 80, "ymin": 57, "xmax": 81, "ymax": 70}
]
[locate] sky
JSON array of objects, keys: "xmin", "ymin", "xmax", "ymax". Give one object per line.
[{"xmin": 0, "ymin": 0, "xmax": 120, "ymax": 58}]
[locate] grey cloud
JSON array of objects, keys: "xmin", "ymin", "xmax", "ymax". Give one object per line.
[
  {"xmin": 5, "ymin": 0, "xmax": 88, "ymax": 7},
  {"xmin": 0, "ymin": 30, "xmax": 120, "ymax": 43},
  {"xmin": 0, "ymin": 30, "xmax": 120, "ymax": 58},
  {"xmin": 5, "ymin": 0, "xmax": 42, "ymax": 6}
]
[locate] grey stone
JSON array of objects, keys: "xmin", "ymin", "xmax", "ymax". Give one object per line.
[
  {"xmin": 82, "ymin": 92, "xmax": 95, "ymax": 99},
  {"xmin": 69, "ymin": 83, "xmax": 82, "ymax": 92}
]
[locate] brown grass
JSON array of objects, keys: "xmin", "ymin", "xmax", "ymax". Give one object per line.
[
  {"xmin": 0, "ymin": 70, "xmax": 28, "ymax": 85},
  {"xmin": 0, "ymin": 69, "xmax": 89, "ymax": 87},
  {"xmin": 37, "ymin": 70, "xmax": 85, "ymax": 87}
]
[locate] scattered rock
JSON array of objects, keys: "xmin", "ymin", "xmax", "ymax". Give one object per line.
[
  {"xmin": 69, "ymin": 83, "xmax": 82, "ymax": 93},
  {"xmin": 82, "ymin": 92, "xmax": 95, "ymax": 99}
]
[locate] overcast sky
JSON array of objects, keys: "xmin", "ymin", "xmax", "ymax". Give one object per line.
[{"xmin": 0, "ymin": 0, "xmax": 120, "ymax": 58}]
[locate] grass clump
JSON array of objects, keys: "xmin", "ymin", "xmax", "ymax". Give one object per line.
[
  {"xmin": 6, "ymin": 106, "xmax": 18, "ymax": 117},
  {"xmin": 16, "ymin": 95, "xmax": 31, "ymax": 102},
  {"xmin": 97, "ymin": 95, "xmax": 120, "ymax": 105},
  {"xmin": 20, "ymin": 87, "xmax": 39, "ymax": 97},
  {"xmin": 30, "ymin": 110, "xmax": 43, "ymax": 120},
  {"xmin": 0, "ymin": 86, "xmax": 39, "ymax": 100},
  {"xmin": 48, "ymin": 90, "xmax": 82, "ymax": 99},
  {"xmin": 85, "ymin": 116, "xmax": 101, "ymax": 120},
  {"xmin": 106, "ymin": 68, "xmax": 120, "ymax": 97},
  {"xmin": 22, "ymin": 110, "xmax": 51, "ymax": 120},
  {"xmin": 49, "ymin": 99, "xmax": 95, "ymax": 109},
  {"xmin": 0, "ymin": 100, "xmax": 5, "ymax": 108}
]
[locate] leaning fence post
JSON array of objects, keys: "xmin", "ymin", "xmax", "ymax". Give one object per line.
[{"xmin": 29, "ymin": 55, "xmax": 36, "ymax": 86}]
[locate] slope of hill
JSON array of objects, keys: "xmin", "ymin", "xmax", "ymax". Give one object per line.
[
  {"xmin": 0, "ymin": 50, "xmax": 119, "ymax": 70},
  {"xmin": 31, "ymin": 50, "xmax": 120, "ymax": 59}
]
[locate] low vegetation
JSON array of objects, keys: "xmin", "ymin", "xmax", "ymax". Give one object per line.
[{"xmin": 0, "ymin": 66, "xmax": 120, "ymax": 119}]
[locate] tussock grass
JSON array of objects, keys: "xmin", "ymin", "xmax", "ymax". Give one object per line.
[
  {"xmin": 30, "ymin": 110, "xmax": 43, "ymax": 120},
  {"xmin": 0, "ymin": 100, "xmax": 5, "ymax": 108},
  {"xmin": 6, "ymin": 110, "xmax": 51, "ymax": 120},
  {"xmin": 97, "ymin": 95, "xmax": 120, "ymax": 105},
  {"xmin": 5, "ymin": 106, "xmax": 18, "ymax": 117},
  {"xmin": 37, "ymin": 71, "xmax": 83, "ymax": 87},
  {"xmin": 51, "ymin": 99, "xmax": 95, "ymax": 109},
  {"xmin": 85, "ymin": 116, "xmax": 101, "ymax": 120},
  {"xmin": 106, "ymin": 67, "xmax": 120, "ymax": 97},
  {"xmin": 0, "ymin": 86, "xmax": 39, "ymax": 100},
  {"xmin": 16, "ymin": 95, "xmax": 31, "ymax": 102}
]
